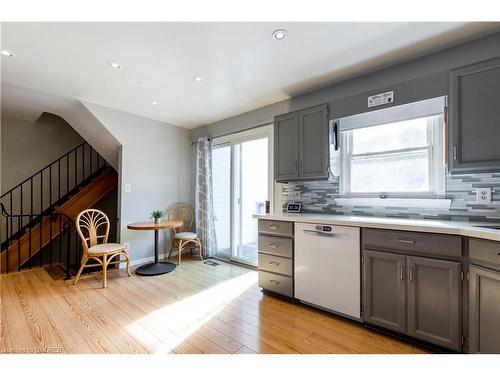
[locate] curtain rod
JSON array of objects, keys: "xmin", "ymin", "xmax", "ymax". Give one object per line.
[{"xmin": 190, "ymin": 121, "xmax": 273, "ymax": 145}]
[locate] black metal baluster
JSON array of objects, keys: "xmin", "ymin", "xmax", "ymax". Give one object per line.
[
  {"xmin": 58, "ymin": 159, "xmax": 61, "ymax": 202},
  {"xmin": 29, "ymin": 177, "xmax": 33, "ymax": 269},
  {"xmin": 66, "ymin": 222, "xmax": 71, "ymax": 279},
  {"xmin": 66, "ymin": 154, "xmax": 70, "ymax": 197},
  {"xmin": 49, "ymin": 166, "xmax": 53, "ymax": 265},
  {"xmin": 9, "ymin": 193, "xmax": 13, "ymax": 244},
  {"xmin": 83, "ymin": 144, "xmax": 86, "ymax": 180},
  {"xmin": 74, "ymin": 148, "xmax": 78, "ymax": 189},
  {"xmin": 17, "ymin": 216, "xmax": 21, "ymax": 272},
  {"xmin": 59, "ymin": 215, "xmax": 62, "ymax": 264},
  {"xmin": 40, "ymin": 172, "xmax": 43, "ymax": 267},
  {"xmin": 20, "ymin": 184, "xmax": 23, "ymax": 237},
  {"xmin": 90, "ymin": 147, "xmax": 93, "ymax": 175}
]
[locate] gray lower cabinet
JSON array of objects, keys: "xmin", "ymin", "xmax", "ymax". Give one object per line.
[
  {"xmin": 407, "ymin": 256, "xmax": 462, "ymax": 351},
  {"xmin": 363, "ymin": 250, "xmax": 407, "ymax": 334},
  {"xmin": 449, "ymin": 57, "xmax": 500, "ymax": 173},
  {"xmin": 274, "ymin": 104, "xmax": 329, "ymax": 182},
  {"xmin": 469, "ymin": 265, "xmax": 500, "ymax": 353},
  {"xmin": 257, "ymin": 220, "xmax": 294, "ymax": 298},
  {"xmin": 362, "ymin": 229, "xmax": 463, "ymax": 351}
]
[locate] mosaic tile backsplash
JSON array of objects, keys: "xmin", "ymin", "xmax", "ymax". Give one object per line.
[{"xmin": 282, "ymin": 173, "xmax": 500, "ymax": 222}]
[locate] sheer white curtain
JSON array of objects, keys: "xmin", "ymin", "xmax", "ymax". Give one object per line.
[{"xmin": 195, "ymin": 137, "xmax": 217, "ymax": 258}]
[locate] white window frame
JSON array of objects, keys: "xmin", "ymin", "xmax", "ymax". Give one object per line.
[{"xmin": 339, "ymin": 114, "xmax": 446, "ymax": 201}]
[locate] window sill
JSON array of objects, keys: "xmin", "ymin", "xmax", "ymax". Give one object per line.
[{"xmin": 335, "ymin": 197, "xmax": 451, "ymax": 209}]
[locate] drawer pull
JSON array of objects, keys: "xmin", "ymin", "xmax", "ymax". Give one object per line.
[
  {"xmin": 269, "ymin": 224, "xmax": 279, "ymax": 230},
  {"xmin": 269, "ymin": 261, "xmax": 280, "ymax": 266},
  {"xmin": 398, "ymin": 238, "xmax": 416, "ymax": 245},
  {"xmin": 268, "ymin": 243, "xmax": 280, "ymax": 249},
  {"xmin": 269, "ymin": 279, "xmax": 280, "ymax": 285}
]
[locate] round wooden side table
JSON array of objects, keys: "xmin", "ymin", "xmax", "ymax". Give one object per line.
[{"xmin": 127, "ymin": 220, "xmax": 183, "ymax": 276}]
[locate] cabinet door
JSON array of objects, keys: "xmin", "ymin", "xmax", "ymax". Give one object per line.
[
  {"xmin": 407, "ymin": 256, "xmax": 461, "ymax": 351},
  {"xmin": 363, "ymin": 250, "xmax": 407, "ymax": 334},
  {"xmin": 469, "ymin": 265, "xmax": 500, "ymax": 353},
  {"xmin": 298, "ymin": 104, "xmax": 329, "ymax": 180},
  {"xmin": 449, "ymin": 57, "xmax": 500, "ymax": 173},
  {"xmin": 274, "ymin": 112, "xmax": 299, "ymax": 181}
]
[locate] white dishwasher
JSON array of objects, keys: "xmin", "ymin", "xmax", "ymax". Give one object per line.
[{"xmin": 294, "ymin": 222, "xmax": 361, "ymax": 320}]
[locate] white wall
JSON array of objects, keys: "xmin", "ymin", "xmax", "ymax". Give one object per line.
[
  {"xmin": 1, "ymin": 113, "xmax": 84, "ymax": 193},
  {"xmin": 82, "ymin": 101, "xmax": 194, "ymax": 262}
]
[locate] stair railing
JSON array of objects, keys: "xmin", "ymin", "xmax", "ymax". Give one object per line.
[
  {"xmin": 1, "ymin": 142, "xmax": 108, "ymax": 248},
  {"xmin": 1, "ymin": 203, "xmax": 120, "ymax": 279}
]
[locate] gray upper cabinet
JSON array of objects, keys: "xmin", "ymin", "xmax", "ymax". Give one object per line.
[
  {"xmin": 449, "ymin": 57, "xmax": 500, "ymax": 173},
  {"xmin": 469, "ymin": 265, "xmax": 500, "ymax": 353},
  {"xmin": 407, "ymin": 256, "xmax": 462, "ymax": 351},
  {"xmin": 363, "ymin": 250, "xmax": 407, "ymax": 334},
  {"xmin": 298, "ymin": 104, "xmax": 330, "ymax": 180},
  {"xmin": 274, "ymin": 112, "xmax": 299, "ymax": 181},
  {"xmin": 274, "ymin": 104, "xmax": 329, "ymax": 181}
]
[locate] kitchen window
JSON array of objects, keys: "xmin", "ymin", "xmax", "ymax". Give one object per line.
[{"xmin": 336, "ymin": 97, "xmax": 446, "ymax": 201}]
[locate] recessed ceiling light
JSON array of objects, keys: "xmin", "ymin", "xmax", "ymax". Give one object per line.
[
  {"xmin": 272, "ymin": 29, "xmax": 287, "ymax": 40},
  {"xmin": 193, "ymin": 76, "xmax": 205, "ymax": 83},
  {"xmin": 1, "ymin": 50, "xmax": 14, "ymax": 57},
  {"xmin": 107, "ymin": 61, "xmax": 121, "ymax": 69},
  {"xmin": 152, "ymin": 101, "xmax": 158, "ymax": 106}
]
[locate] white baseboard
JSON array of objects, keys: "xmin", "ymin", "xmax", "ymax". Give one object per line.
[{"xmin": 119, "ymin": 254, "xmax": 170, "ymax": 269}]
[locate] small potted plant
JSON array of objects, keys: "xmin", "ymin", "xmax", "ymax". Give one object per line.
[{"xmin": 150, "ymin": 210, "xmax": 165, "ymax": 224}]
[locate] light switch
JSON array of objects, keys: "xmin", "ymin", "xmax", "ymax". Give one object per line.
[{"xmin": 124, "ymin": 184, "xmax": 132, "ymax": 192}]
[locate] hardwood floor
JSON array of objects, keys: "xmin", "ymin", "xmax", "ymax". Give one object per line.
[{"xmin": 0, "ymin": 258, "xmax": 428, "ymax": 354}]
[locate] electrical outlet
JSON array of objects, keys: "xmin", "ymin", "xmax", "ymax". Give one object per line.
[
  {"xmin": 123, "ymin": 242, "xmax": 130, "ymax": 251},
  {"xmin": 288, "ymin": 191, "xmax": 301, "ymax": 200},
  {"xmin": 476, "ymin": 188, "xmax": 492, "ymax": 204}
]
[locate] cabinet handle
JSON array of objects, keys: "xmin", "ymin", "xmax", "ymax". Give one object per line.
[
  {"xmin": 453, "ymin": 146, "xmax": 457, "ymax": 160},
  {"xmin": 409, "ymin": 267, "xmax": 414, "ymax": 283},
  {"xmin": 300, "ymin": 161, "xmax": 303, "ymax": 173},
  {"xmin": 268, "ymin": 243, "xmax": 280, "ymax": 249},
  {"xmin": 269, "ymin": 261, "xmax": 280, "ymax": 266},
  {"xmin": 400, "ymin": 265, "xmax": 405, "ymax": 280},
  {"xmin": 398, "ymin": 238, "xmax": 415, "ymax": 245},
  {"xmin": 269, "ymin": 280, "xmax": 280, "ymax": 285},
  {"xmin": 269, "ymin": 224, "xmax": 279, "ymax": 230}
]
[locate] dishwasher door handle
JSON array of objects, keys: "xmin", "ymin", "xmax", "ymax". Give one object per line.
[{"xmin": 302, "ymin": 229, "xmax": 347, "ymax": 237}]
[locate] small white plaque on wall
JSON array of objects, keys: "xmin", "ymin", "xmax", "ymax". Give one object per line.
[{"xmin": 368, "ymin": 91, "xmax": 394, "ymax": 108}]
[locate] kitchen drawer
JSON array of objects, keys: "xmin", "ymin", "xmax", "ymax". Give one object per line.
[
  {"xmin": 469, "ymin": 238, "xmax": 500, "ymax": 270},
  {"xmin": 258, "ymin": 220, "xmax": 293, "ymax": 236},
  {"xmin": 258, "ymin": 270, "xmax": 293, "ymax": 297},
  {"xmin": 258, "ymin": 234, "xmax": 293, "ymax": 258},
  {"xmin": 258, "ymin": 253, "xmax": 293, "ymax": 276},
  {"xmin": 362, "ymin": 228, "xmax": 462, "ymax": 259}
]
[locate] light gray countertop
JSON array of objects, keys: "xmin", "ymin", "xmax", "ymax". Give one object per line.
[{"xmin": 253, "ymin": 213, "xmax": 500, "ymax": 242}]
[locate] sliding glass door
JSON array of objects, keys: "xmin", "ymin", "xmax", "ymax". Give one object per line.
[{"xmin": 212, "ymin": 127, "xmax": 272, "ymax": 266}]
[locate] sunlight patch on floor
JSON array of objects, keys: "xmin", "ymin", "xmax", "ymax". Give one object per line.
[{"xmin": 125, "ymin": 269, "xmax": 257, "ymax": 353}]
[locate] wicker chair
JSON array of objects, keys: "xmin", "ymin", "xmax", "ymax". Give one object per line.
[
  {"xmin": 167, "ymin": 204, "xmax": 203, "ymax": 264},
  {"xmin": 74, "ymin": 209, "xmax": 131, "ymax": 288}
]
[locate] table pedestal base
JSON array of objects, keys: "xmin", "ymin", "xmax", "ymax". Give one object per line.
[{"xmin": 135, "ymin": 262, "xmax": 176, "ymax": 276}]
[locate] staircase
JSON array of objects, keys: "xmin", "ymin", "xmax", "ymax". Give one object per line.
[{"xmin": 1, "ymin": 142, "xmax": 118, "ymax": 275}]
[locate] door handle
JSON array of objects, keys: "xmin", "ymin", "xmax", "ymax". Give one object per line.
[
  {"xmin": 269, "ymin": 261, "xmax": 280, "ymax": 266},
  {"xmin": 400, "ymin": 265, "xmax": 405, "ymax": 280},
  {"xmin": 398, "ymin": 238, "xmax": 415, "ymax": 245},
  {"xmin": 409, "ymin": 267, "xmax": 414, "ymax": 282}
]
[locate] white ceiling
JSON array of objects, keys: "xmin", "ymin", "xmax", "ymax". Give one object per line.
[{"xmin": 2, "ymin": 22, "xmax": 499, "ymax": 128}]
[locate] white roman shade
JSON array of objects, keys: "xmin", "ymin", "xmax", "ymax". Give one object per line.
[{"xmin": 336, "ymin": 96, "xmax": 446, "ymax": 131}]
